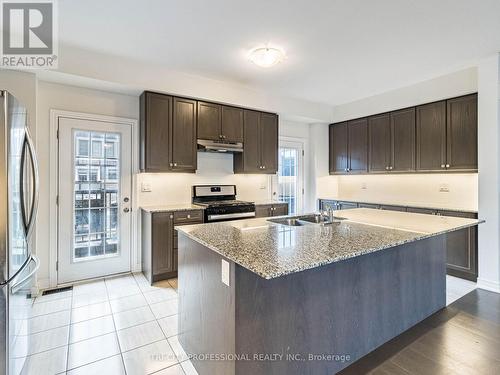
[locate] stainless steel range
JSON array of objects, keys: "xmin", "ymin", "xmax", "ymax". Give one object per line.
[{"xmin": 192, "ymin": 185, "xmax": 255, "ymax": 222}]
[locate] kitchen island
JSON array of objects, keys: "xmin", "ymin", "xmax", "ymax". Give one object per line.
[{"xmin": 176, "ymin": 208, "xmax": 482, "ymax": 375}]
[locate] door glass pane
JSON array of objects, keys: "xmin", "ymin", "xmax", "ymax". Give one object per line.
[
  {"xmin": 278, "ymin": 147, "xmax": 299, "ymax": 215},
  {"xmin": 73, "ymin": 130, "xmax": 121, "ymax": 262}
]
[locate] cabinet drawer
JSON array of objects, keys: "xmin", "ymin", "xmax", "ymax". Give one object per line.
[
  {"xmin": 438, "ymin": 210, "xmax": 477, "ymax": 219},
  {"xmin": 380, "ymin": 205, "xmax": 406, "ymax": 212},
  {"xmin": 173, "ymin": 210, "xmax": 203, "ymax": 224},
  {"xmin": 407, "ymin": 207, "xmax": 437, "ymax": 215}
]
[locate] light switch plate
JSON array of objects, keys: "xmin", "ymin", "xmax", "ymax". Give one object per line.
[
  {"xmin": 221, "ymin": 259, "xmax": 230, "ymax": 286},
  {"xmin": 141, "ymin": 182, "xmax": 152, "ymax": 192}
]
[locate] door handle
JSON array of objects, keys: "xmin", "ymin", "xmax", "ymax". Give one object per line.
[
  {"xmin": 20, "ymin": 127, "xmax": 40, "ymax": 240},
  {"xmin": 11, "ymin": 255, "xmax": 40, "ymax": 294},
  {"xmin": 123, "ymin": 208, "xmax": 130, "ymax": 213}
]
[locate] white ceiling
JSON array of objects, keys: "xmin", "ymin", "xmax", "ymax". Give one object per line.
[{"xmin": 58, "ymin": 0, "xmax": 500, "ymax": 106}]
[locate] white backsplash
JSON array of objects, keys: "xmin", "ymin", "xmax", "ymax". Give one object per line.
[
  {"xmin": 317, "ymin": 173, "xmax": 478, "ymax": 211},
  {"xmin": 137, "ymin": 152, "xmax": 271, "ymax": 207}
]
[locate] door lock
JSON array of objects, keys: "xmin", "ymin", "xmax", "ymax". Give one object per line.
[{"xmin": 123, "ymin": 197, "xmax": 130, "ymax": 203}]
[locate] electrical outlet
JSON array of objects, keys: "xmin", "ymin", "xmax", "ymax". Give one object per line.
[
  {"xmin": 141, "ymin": 182, "xmax": 152, "ymax": 192},
  {"xmin": 361, "ymin": 182, "xmax": 367, "ymax": 190},
  {"xmin": 439, "ymin": 184, "xmax": 450, "ymax": 193},
  {"xmin": 221, "ymin": 259, "xmax": 230, "ymax": 286}
]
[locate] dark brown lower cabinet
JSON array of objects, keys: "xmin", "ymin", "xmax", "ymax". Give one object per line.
[
  {"xmin": 142, "ymin": 209, "xmax": 203, "ymax": 284},
  {"xmin": 255, "ymin": 203, "xmax": 289, "ymax": 218},
  {"xmin": 318, "ymin": 199, "xmax": 478, "ymax": 281}
]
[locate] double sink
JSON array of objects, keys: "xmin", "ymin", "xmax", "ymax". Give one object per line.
[{"xmin": 267, "ymin": 213, "xmax": 346, "ymax": 227}]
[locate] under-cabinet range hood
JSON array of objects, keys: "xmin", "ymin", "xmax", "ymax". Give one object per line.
[{"xmin": 197, "ymin": 139, "xmax": 243, "ymax": 153}]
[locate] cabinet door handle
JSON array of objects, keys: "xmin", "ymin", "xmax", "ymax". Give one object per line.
[
  {"xmin": 169, "ymin": 163, "xmax": 173, "ymax": 167},
  {"xmin": 441, "ymin": 164, "xmax": 445, "ymax": 168},
  {"xmin": 389, "ymin": 166, "xmax": 393, "ymax": 170},
  {"xmin": 385, "ymin": 166, "xmax": 389, "ymax": 170},
  {"xmin": 169, "ymin": 214, "xmax": 174, "ymax": 219},
  {"xmin": 262, "ymin": 166, "xmax": 266, "ymax": 169},
  {"xmin": 174, "ymin": 163, "xmax": 178, "ymax": 167},
  {"xmin": 187, "ymin": 214, "xmax": 191, "ymax": 219},
  {"xmin": 446, "ymin": 164, "xmax": 450, "ymax": 168}
]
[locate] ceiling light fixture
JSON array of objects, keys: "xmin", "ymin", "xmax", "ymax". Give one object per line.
[{"xmin": 248, "ymin": 46, "xmax": 285, "ymax": 68}]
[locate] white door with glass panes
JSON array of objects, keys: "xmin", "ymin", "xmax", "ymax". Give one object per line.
[
  {"xmin": 58, "ymin": 117, "xmax": 132, "ymax": 284},
  {"xmin": 272, "ymin": 139, "xmax": 304, "ymax": 215}
]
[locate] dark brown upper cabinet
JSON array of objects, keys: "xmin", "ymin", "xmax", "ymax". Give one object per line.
[
  {"xmin": 197, "ymin": 101, "xmax": 221, "ymax": 141},
  {"xmin": 446, "ymin": 94, "xmax": 478, "ymax": 171},
  {"xmin": 391, "ymin": 107, "xmax": 416, "ymax": 172},
  {"xmin": 329, "ymin": 122, "xmax": 348, "ymax": 174},
  {"xmin": 416, "ymin": 101, "xmax": 447, "ymax": 171},
  {"xmin": 368, "ymin": 109, "xmax": 416, "ymax": 173},
  {"xmin": 221, "ymin": 106, "xmax": 244, "ymax": 142},
  {"xmin": 172, "ymin": 97, "xmax": 197, "ymax": 172},
  {"xmin": 329, "ymin": 119, "xmax": 367, "ymax": 174},
  {"xmin": 197, "ymin": 102, "xmax": 243, "ymax": 143},
  {"xmin": 234, "ymin": 110, "xmax": 278, "ymax": 174},
  {"xmin": 347, "ymin": 118, "xmax": 368, "ymax": 173},
  {"xmin": 368, "ymin": 114, "xmax": 391, "ymax": 172},
  {"xmin": 260, "ymin": 113, "xmax": 278, "ymax": 173},
  {"xmin": 140, "ymin": 92, "xmax": 197, "ymax": 173}
]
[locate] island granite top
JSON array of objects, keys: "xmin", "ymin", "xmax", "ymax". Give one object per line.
[{"xmin": 176, "ymin": 208, "xmax": 483, "ymax": 279}]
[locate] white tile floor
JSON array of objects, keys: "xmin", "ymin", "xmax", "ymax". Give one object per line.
[
  {"xmin": 21, "ymin": 273, "xmax": 198, "ymax": 375},
  {"xmin": 22, "ymin": 273, "xmax": 476, "ymax": 374}
]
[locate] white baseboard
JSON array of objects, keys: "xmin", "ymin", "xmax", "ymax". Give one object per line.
[{"xmin": 477, "ymin": 278, "xmax": 500, "ymax": 293}]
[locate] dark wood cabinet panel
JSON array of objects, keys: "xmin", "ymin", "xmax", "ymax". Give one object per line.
[
  {"xmin": 348, "ymin": 118, "xmax": 368, "ymax": 173},
  {"xmin": 197, "ymin": 101, "xmax": 221, "ymax": 141},
  {"xmin": 406, "ymin": 207, "xmax": 437, "ymax": 215},
  {"xmin": 446, "ymin": 94, "xmax": 478, "ymax": 171},
  {"xmin": 221, "ymin": 106, "xmax": 244, "ymax": 143},
  {"xmin": 329, "ymin": 123, "xmax": 348, "ymax": 174},
  {"xmin": 416, "ymin": 101, "xmax": 446, "ymax": 171},
  {"xmin": 255, "ymin": 203, "xmax": 289, "ymax": 217},
  {"xmin": 142, "ymin": 209, "xmax": 203, "ymax": 284},
  {"xmin": 151, "ymin": 212, "xmax": 174, "ymax": 277},
  {"xmin": 391, "ymin": 107, "xmax": 415, "ymax": 172},
  {"xmin": 260, "ymin": 113, "xmax": 278, "ymax": 173},
  {"xmin": 439, "ymin": 209, "xmax": 477, "ymax": 281},
  {"xmin": 358, "ymin": 203, "xmax": 380, "ymax": 209},
  {"xmin": 234, "ymin": 110, "xmax": 261, "ymax": 173},
  {"xmin": 380, "ymin": 205, "xmax": 406, "ymax": 212},
  {"xmin": 235, "ymin": 111, "xmax": 278, "ymax": 174},
  {"xmin": 140, "ymin": 92, "xmax": 172, "ymax": 172},
  {"xmin": 272, "ymin": 203, "xmax": 289, "ymax": 216},
  {"xmin": 255, "ymin": 205, "xmax": 272, "ymax": 218},
  {"xmin": 172, "ymin": 97, "xmax": 197, "ymax": 171},
  {"xmin": 339, "ymin": 202, "xmax": 358, "ymax": 210},
  {"xmin": 368, "ymin": 114, "xmax": 391, "ymax": 172}
]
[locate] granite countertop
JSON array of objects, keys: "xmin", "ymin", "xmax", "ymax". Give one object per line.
[
  {"xmin": 318, "ymin": 197, "xmax": 478, "ymax": 214},
  {"xmin": 177, "ymin": 208, "xmax": 483, "ymax": 280},
  {"xmin": 141, "ymin": 204, "xmax": 205, "ymax": 213}
]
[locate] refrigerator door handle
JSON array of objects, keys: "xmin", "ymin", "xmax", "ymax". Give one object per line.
[
  {"xmin": 10, "ymin": 254, "xmax": 39, "ymax": 294},
  {"xmin": 20, "ymin": 126, "xmax": 39, "ymax": 240}
]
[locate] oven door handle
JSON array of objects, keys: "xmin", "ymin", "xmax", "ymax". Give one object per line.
[{"xmin": 207, "ymin": 212, "xmax": 256, "ymax": 221}]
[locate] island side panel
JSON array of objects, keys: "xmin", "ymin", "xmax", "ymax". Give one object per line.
[
  {"xmin": 234, "ymin": 235, "xmax": 446, "ymax": 375},
  {"xmin": 178, "ymin": 233, "xmax": 236, "ymax": 375}
]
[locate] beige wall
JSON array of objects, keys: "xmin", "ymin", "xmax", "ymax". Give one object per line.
[{"xmin": 319, "ymin": 174, "xmax": 478, "ymax": 211}]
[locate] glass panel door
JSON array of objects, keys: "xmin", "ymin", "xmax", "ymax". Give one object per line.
[
  {"xmin": 58, "ymin": 117, "xmax": 132, "ymax": 284},
  {"xmin": 274, "ymin": 140, "xmax": 304, "ymax": 215},
  {"xmin": 73, "ymin": 131, "xmax": 120, "ymax": 261}
]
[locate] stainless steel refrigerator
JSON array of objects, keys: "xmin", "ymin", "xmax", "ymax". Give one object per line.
[{"xmin": 0, "ymin": 91, "xmax": 40, "ymax": 375}]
